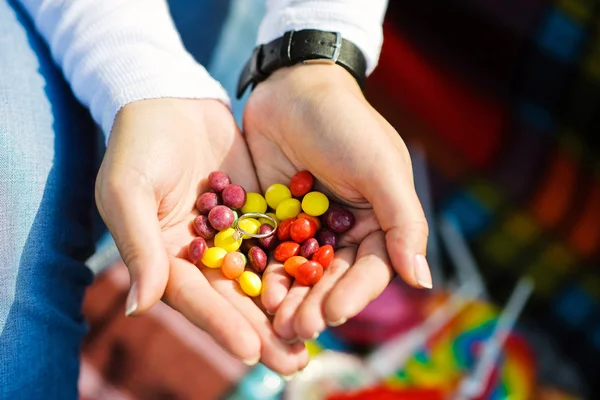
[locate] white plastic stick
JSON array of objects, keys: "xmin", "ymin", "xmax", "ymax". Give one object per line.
[
  {"xmin": 411, "ymin": 145, "xmax": 444, "ymax": 289},
  {"xmin": 439, "ymin": 215, "xmax": 489, "ymax": 300},
  {"xmin": 454, "ymin": 277, "xmax": 534, "ymax": 399}
]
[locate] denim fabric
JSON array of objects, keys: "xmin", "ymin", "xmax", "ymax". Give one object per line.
[{"xmin": 0, "ymin": 0, "xmax": 231, "ymax": 398}]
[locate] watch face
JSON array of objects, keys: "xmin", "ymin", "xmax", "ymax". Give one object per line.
[{"xmin": 284, "ymin": 351, "xmax": 376, "ymax": 400}]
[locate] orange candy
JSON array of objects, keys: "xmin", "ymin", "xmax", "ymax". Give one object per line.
[
  {"xmin": 274, "ymin": 241, "xmax": 300, "ymax": 262},
  {"xmin": 222, "ymin": 252, "xmax": 246, "ymax": 279},
  {"xmin": 284, "ymin": 256, "xmax": 308, "ymax": 278}
]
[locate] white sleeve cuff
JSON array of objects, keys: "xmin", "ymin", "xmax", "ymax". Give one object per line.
[
  {"xmin": 258, "ymin": 0, "xmax": 388, "ymax": 75},
  {"xmin": 19, "ymin": 0, "xmax": 230, "ymax": 138}
]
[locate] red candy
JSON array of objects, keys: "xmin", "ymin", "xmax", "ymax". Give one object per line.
[
  {"xmin": 196, "ymin": 192, "xmax": 222, "ymax": 215},
  {"xmin": 323, "ymin": 204, "xmax": 355, "ymax": 233},
  {"xmin": 298, "ymin": 212, "xmax": 321, "ymax": 231},
  {"xmin": 208, "ymin": 171, "xmax": 231, "ymax": 193},
  {"xmin": 290, "ymin": 218, "xmax": 317, "ymax": 243},
  {"xmin": 188, "ymin": 237, "xmax": 207, "ymax": 264},
  {"xmin": 312, "ymin": 244, "xmax": 334, "ymax": 268},
  {"xmin": 300, "ymin": 238, "xmax": 319, "ymax": 258},
  {"xmin": 274, "ymin": 241, "xmax": 300, "ymax": 262},
  {"xmin": 290, "ymin": 171, "xmax": 314, "ymax": 197},
  {"xmin": 258, "ymin": 224, "xmax": 278, "ymax": 250},
  {"xmin": 295, "ymin": 261, "xmax": 323, "ymax": 286},
  {"xmin": 193, "ymin": 215, "xmax": 218, "ymax": 240},
  {"xmin": 221, "ymin": 184, "xmax": 246, "ymax": 209},
  {"xmin": 248, "ymin": 246, "xmax": 267, "ymax": 273},
  {"xmin": 208, "ymin": 205, "xmax": 235, "ymax": 231},
  {"xmin": 277, "ymin": 217, "xmax": 296, "ymax": 241}
]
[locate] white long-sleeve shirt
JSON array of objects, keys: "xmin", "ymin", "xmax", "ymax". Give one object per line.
[{"xmin": 18, "ymin": 0, "xmax": 388, "ymax": 136}]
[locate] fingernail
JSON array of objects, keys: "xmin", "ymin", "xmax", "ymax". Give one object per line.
[
  {"xmin": 414, "ymin": 254, "xmax": 433, "ymax": 289},
  {"xmin": 326, "ymin": 317, "xmax": 347, "ymax": 327},
  {"xmin": 281, "ymin": 371, "xmax": 302, "ymax": 381},
  {"xmin": 125, "ymin": 282, "xmax": 139, "ymax": 316},
  {"xmin": 242, "ymin": 356, "xmax": 260, "ymax": 366},
  {"xmin": 301, "ymin": 331, "xmax": 320, "ymax": 341},
  {"xmin": 265, "ymin": 309, "xmax": 275, "ymax": 316},
  {"xmin": 282, "ymin": 337, "xmax": 301, "ymax": 344}
]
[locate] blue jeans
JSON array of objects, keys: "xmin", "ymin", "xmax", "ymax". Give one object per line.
[{"xmin": 0, "ymin": 0, "xmax": 258, "ymax": 397}]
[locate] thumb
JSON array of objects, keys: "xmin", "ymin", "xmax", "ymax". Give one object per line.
[
  {"xmin": 361, "ymin": 152, "xmax": 432, "ymax": 289},
  {"xmin": 97, "ymin": 179, "xmax": 170, "ymax": 315}
]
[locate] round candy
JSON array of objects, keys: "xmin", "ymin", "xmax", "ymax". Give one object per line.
[
  {"xmin": 276, "ymin": 198, "xmax": 302, "ymax": 220},
  {"xmin": 242, "ymin": 192, "xmax": 268, "ymax": 214},
  {"xmin": 237, "ymin": 218, "xmax": 261, "ymax": 239},
  {"xmin": 312, "ymin": 245, "xmax": 334, "ymax": 268},
  {"xmin": 290, "ymin": 171, "xmax": 314, "ymax": 197},
  {"xmin": 300, "ymin": 238, "xmax": 319, "ymax": 259},
  {"xmin": 258, "ymin": 224, "xmax": 278, "ymax": 250},
  {"xmin": 208, "ymin": 205, "xmax": 235, "ymax": 231},
  {"xmin": 196, "ymin": 192, "xmax": 222, "ymax": 214},
  {"xmin": 274, "ymin": 241, "xmax": 300, "ymax": 262},
  {"xmin": 239, "ymin": 271, "xmax": 262, "ymax": 297},
  {"xmin": 222, "ymin": 252, "xmax": 246, "ymax": 279},
  {"xmin": 214, "ymin": 228, "xmax": 243, "ymax": 252},
  {"xmin": 208, "ymin": 171, "xmax": 231, "ymax": 193},
  {"xmin": 284, "ymin": 256, "xmax": 308, "ymax": 278},
  {"xmin": 301, "ymin": 192, "xmax": 329, "ymax": 217},
  {"xmin": 248, "ymin": 246, "xmax": 268, "ymax": 273},
  {"xmin": 298, "ymin": 212, "xmax": 322, "ymax": 231},
  {"xmin": 259, "ymin": 212, "xmax": 280, "ymax": 228},
  {"xmin": 323, "ymin": 204, "xmax": 355, "ymax": 233},
  {"xmin": 222, "ymin": 184, "xmax": 247, "ymax": 209},
  {"xmin": 265, "ymin": 184, "xmax": 292, "ymax": 209},
  {"xmin": 315, "ymin": 229, "xmax": 338, "ymax": 248},
  {"xmin": 277, "ymin": 217, "xmax": 296, "ymax": 241},
  {"xmin": 188, "ymin": 237, "xmax": 207, "ymax": 264},
  {"xmin": 201, "ymin": 247, "xmax": 228, "ymax": 268},
  {"xmin": 290, "ymin": 218, "xmax": 317, "ymax": 243},
  {"xmin": 296, "ymin": 261, "xmax": 324, "ymax": 286},
  {"xmin": 193, "ymin": 215, "xmax": 218, "ymax": 240}
]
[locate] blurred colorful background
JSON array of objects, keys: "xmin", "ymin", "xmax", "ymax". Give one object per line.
[{"xmin": 79, "ymin": 0, "xmax": 599, "ymax": 398}]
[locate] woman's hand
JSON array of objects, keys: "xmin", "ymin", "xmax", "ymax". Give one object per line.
[
  {"xmin": 95, "ymin": 98, "xmax": 308, "ymax": 375},
  {"xmin": 244, "ymin": 64, "xmax": 432, "ymax": 342}
]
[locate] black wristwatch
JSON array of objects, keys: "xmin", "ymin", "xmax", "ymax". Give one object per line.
[{"xmin": 236, "ymin": 29, "xmax": 367, "ymax": 99}]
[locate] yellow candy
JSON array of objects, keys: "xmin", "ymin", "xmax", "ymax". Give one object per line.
[
  {"xmin": 259, "ymin": 212, "xmax": 280, "ymax": 228},
  {"xmin": 239, "ymin": 271, "xmax": 262, "ymax": 297},
  {"xmin": 276, "ymin": 198, "xmax": 302, "ymax": 220},
  {"xmin": 301, "ymin": 191, "xmax": 329, "ymax": 216},
  {"xmin": 237, "ymin": 218, "xmax": 261, "ymax": 239},
  {"xmin": 201, "ymin": 247, "xmax": 228, "ymax": 268},
  {"xmin": 241, "ymin": 192, "xmax": 268, "ymax": 214},
  {"xmin": 265, "ymin": 184, "xmax": 292, "ymax": 209},
  {"xmin": 214, "ymin": 228, "xmax": 242, "ymax": 252}
]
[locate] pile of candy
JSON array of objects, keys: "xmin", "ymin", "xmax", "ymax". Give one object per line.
[{"xmin": 186, "ymin": 171, "xmax": 356, "ymax": 298}]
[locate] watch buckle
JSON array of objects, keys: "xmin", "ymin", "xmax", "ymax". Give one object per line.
[{"xmin": 302, "ymin": 31, "xmax": 342, "ymax": 65}]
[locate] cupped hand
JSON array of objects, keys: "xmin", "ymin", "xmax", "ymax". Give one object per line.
[
  {"xmin": 243, "ymin": 64, "xmax": 432, "ymax": 342},
  {"xmin": 95, "ymin": 98, "xmax": 308, "ymax": 375}
]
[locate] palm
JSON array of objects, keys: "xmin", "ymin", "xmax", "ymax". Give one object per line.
[
  {"xmin": 97, "ymin": 99, "xmax": 308, "ymax": 375},
  {"xmin": 243, "ymin": 71, "xmax": 402, "ymax": 341}
]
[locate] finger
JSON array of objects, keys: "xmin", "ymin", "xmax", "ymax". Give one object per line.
[
  {"xmin": 261, "ymin": 261, "xmax": 293, "ymax": 314},
  {"xmin": 324, "ymin": 231, "xmax": 394, "ymax": 325},
  {"xmin": 203, "ymin": 268, "xmax": 309, "ymax": 375},
  {"xmin": 97, "ymin": 180, "xmax": 169, "ymax": 315},
  {"xmin": 292, "ymin": 247, "xmax": 355, "ymax": 340},
  {"xmin": 360, "ymin": 141, "xmax": 432, "ymax": 289},
  {"xmin": 273, "ymin": 282, "xmax": 311, "ymax": 342},
  {"xmin": 164, "ymin": 258, "xmax": 262, "ymax": 364}
]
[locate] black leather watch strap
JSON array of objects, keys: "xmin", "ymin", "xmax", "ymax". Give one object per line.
[{"xmin": 236, "ymin": 29, "xmax": 367, "ymax": 99}]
